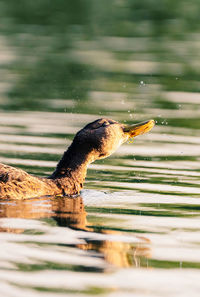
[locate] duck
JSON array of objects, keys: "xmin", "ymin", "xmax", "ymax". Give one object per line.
[{"xmin": 0, "ymin": 118, "xmax": 155, "ymax": 199}]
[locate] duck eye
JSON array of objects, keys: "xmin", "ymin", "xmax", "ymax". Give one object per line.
[
  {"xmin": 102, "ymin": 122, "xmax": 109, "ymax": 127},
  {"xmin": 92, "ymin": 122, "xmax": 109, "ymax": 129},
  {"xmin": 84, "ymin": 119, "xmax": 111, "ymax": 130}
]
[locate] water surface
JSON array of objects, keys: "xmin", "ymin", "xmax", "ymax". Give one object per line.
[{"xmin": 0, "ymin": 1, "xmax": 200, "ymax": 296}]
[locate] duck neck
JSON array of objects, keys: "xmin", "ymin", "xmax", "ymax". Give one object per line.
[{"xmin": 50, "ymin": 141, "xmax": 95, "ymax": 194}]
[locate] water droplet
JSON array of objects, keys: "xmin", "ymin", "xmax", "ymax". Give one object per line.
[{"xmin": 128, "ymin": 138, "xmax": 134, "ymax": 144}]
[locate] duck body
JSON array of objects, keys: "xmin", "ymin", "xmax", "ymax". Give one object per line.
[
  {"xmin": 0, "ymin": 151, "xmax": 84, "ymax": 199},
  {"xmin": 0, "ymin": 162, "xmax": 84, "ymax": 199},
  {"xmin": 0, "ymin": 164, "xmax": 57, "ymax": 199},
  {"xmin": 0, "ymin": 118, "xmax": 155, "ymax": 199}
]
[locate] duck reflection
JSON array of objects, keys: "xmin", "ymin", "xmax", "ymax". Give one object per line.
[
  {"xmin": 78, "ymin": 233, "xmax": 151, "ymax": 268},
  {"xmin": 0, "ymin": 196, "xmax": 87, "ymax": 231},
  {"xmin": 0, "ymin": 196, "xmax": 151, "ymax": 268}
]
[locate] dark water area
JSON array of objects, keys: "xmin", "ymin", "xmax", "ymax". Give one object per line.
[{"xmin": 0, "ymin": 1, "xmax": 200, "ymax": 296}]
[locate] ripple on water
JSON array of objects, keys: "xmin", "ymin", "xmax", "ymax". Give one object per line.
[
  {"xmin": 0, "ymin": 97, "xmax": 199, "ymax": 296},
  {"xmin": 1, "ymin": 1, "xmax": 200, "ymax": 294},
  {"xmin": 0, "ymin": 123, "xmax": 199, "ymax": 297}
]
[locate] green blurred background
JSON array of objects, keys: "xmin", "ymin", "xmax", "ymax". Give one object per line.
[{"xmin": 0, "ymin": 0, "xmax": 199, "ymax": 127}]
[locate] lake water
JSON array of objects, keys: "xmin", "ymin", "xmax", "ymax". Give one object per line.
[{"xmin": 0, "ymin": 1, "xmax": 200, "ymax": 296}]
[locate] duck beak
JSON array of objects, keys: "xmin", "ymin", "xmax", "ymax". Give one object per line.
[{"xmin": 123, "ymin": 119, "xmax": 155, "ymax": 138}]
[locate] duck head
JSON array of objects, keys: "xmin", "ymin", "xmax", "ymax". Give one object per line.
[{"xmin": 73, "ymin": 118, "xmax": 155, "ymax": 163}]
